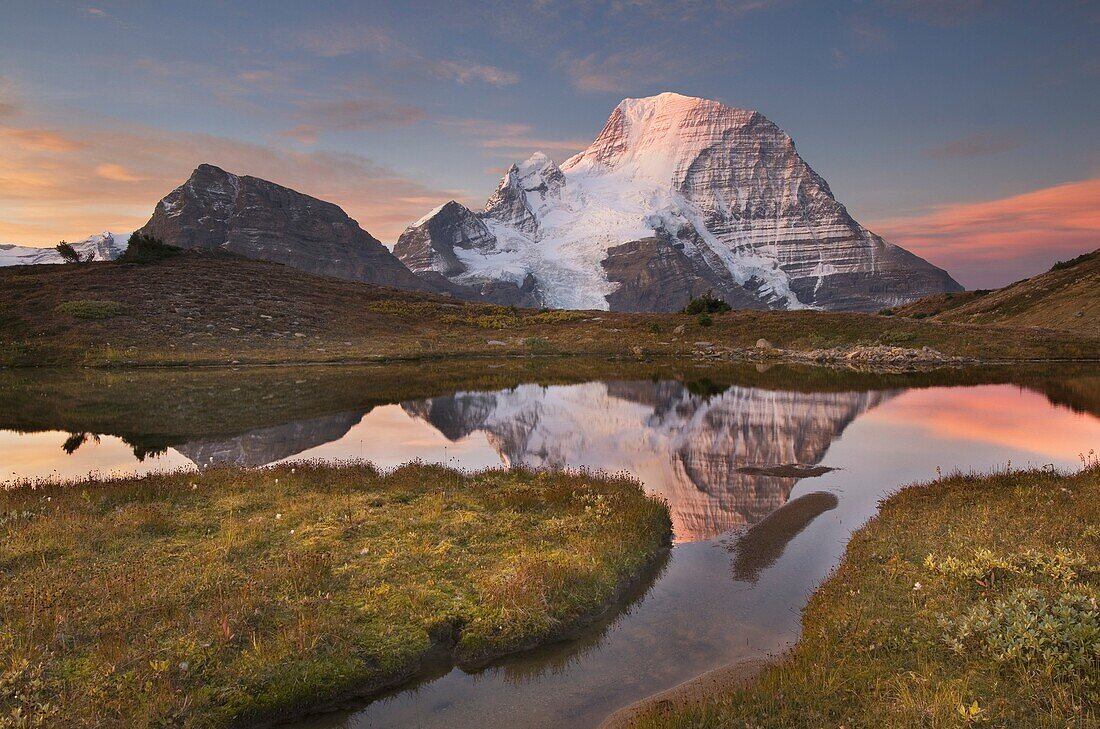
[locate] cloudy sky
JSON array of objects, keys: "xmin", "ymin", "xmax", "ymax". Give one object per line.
[{"xmin": 2, "ymin": 0, "xmax": 1098, "ymax": 287}]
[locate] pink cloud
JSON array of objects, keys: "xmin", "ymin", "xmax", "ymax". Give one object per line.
[
  {"xmin": 926, "ymin": 130, "xmax": 1026, "ymax": 160},
  {"xmin": 437, "ymin": 118, "xmax": 589, "ymax": 160},
  {"xmin": 428, "ymin": 60, "xmax": 519, "ymax": 87},
  {"xmin": 869, "ymin": 177, "xmax": 1100, "ymax": 288}
]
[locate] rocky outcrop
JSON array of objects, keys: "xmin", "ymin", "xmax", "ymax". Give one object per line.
[
  {"xmin": 401, "ymin": 380, "xmax": 892, "ymax": 541},
  {"xmin": 136, "ymin": 164, "xmax": 433, "ymax": 291},
  {"xmin": 394, "ymin": 201, "xmax": 540, "ymax": 306},
  {"xmin": 398, "ymin": 93, "xmax": 962, "ymax": 312},
  {"xmin": 602, "ymin": 237, "xmax": 766, "ymax": 312}
]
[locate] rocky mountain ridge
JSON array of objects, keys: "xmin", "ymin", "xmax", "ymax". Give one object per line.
[{"xmin": 396, "ymin": 92, "xmax": 962, "ymax": 312}]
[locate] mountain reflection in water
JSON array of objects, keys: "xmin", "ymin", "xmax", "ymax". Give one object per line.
[
  {"xmin": 3, "ymin": 362, "xmax": 1100, "ymax": 728},
  {"xmin": 401, "ymin": 381, "xmax": 889, "ymax": 540}
]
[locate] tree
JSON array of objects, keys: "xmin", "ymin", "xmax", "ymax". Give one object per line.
[
  {"xmin": 55, "ymin": 241, "xmax": 89, "ymax": 264},
  {"xmin": 682, "ymin": 290, "xmax": 732, "ymax": 315}
]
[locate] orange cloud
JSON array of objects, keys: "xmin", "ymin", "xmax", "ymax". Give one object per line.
[
  {"xmin": 94, "ymin": 163, "xmax": 148, "ymax": 182},
  {"xmin": 0, "ymin": 120, "xmax": 465, "ymax": 246},
  {"xmin": 0, "ymin": 125, "xmax": 86, "ymax": 152},
  {"xmin": 869, "ymin": 177, "xmax": 1100, "ymax": 287}
]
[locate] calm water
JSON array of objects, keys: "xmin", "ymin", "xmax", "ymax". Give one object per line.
[{"xmin": 3, "ymin": 361, "xmax": 1099, "ymax": 727}]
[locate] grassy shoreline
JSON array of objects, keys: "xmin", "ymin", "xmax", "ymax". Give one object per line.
[
  {"xmin": 623, "ymin": 463, "xmax": 1100, "ymax": 729},
  {"xmin": 2, "ymin": 254, "xmax": 1097, "ymax": 368},
  {"xmin": 0, "ymin": 463, "xmax": 671, "ymax": 728}
]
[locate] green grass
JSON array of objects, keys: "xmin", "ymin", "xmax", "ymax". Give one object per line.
[
  {"xmin": 0, "ymin": 463, "xmax": 671, "ymax": 728},
  {"xmin": 53, "ymin": 300, "xmax": 123, "ymax": 320},
  {"xmin": 634, "ymin": 459, "xmax": 1100, "ymax": 729}
]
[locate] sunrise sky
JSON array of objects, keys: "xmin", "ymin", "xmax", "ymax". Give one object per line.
[{"xmin": 2, "ymin": 1, "xmax": 1098, "ymax": 288}]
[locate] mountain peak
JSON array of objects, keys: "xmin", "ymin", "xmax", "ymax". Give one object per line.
[{"xmin": 562, "ymin": 93, "xmax": 766, "ymax": 181}]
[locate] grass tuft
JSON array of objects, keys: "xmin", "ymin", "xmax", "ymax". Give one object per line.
[{"xmin": 53, "ymin": 300, "xmax": 123, "ymax": 320}]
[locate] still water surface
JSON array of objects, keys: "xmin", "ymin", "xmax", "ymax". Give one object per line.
[{"xmin": 3, "ymin": 362, "xmax": 1098, "ymax": 727}]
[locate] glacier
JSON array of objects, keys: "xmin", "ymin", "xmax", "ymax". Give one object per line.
[{"xmin": 395, "ymin": 92, "xmax": 962, "ymax": 312}]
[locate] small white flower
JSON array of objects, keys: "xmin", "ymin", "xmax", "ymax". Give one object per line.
[
  {"xmin": 179, "ymin": 661, "xmax": 189, "ymax": 672},
  {"xmin": 275, "ymin": 513, "xmax": 282, "ymax": 520},
  {"xmin": 274, "ymin": 478, "xmax": 279, "ymax": 484},
  {"xmin": 289, "ymin": 529, "xmax": 295, "ymax": 534},
  {"xmin": 913, "ymin": 582, "xmax": 922, "ymax": 591}
]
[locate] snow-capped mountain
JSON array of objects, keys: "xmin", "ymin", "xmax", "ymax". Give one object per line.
[
  {"xmin": 0, "ymin": 232, "xmax": 128, "ymax": 267},
  {"xmin": 395, "ymin": 92, "xmax": 962, "ymax": 312},
  {"xmin": 402, "ymin": 380, "xmax": 893, "ymax": 540}
]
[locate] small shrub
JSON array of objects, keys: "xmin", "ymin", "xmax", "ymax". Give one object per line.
[
  {"xmin": 647, "ymin": 321, "xmax": 661, "ymax": 335},
  {"xmin": 1050, "ymin": 252, "xmax": 1094, "ymax": 272},
  {"xmin": 368, "ymin": 300, "xmax": 440, "ymax": 317},
  {"xmin": 942, "ymin": 587, "xmax": 1100, "ymax": 682},
  {"xmin": 55, "ymin": 300, "xmax": 123, "ymax": 320},
  {"xmin": 682, "ymin": 291, "xmax": 731, "ymax": 315},
  {"xmin": 696, "ymin": 313, "xmax": 713, "ymax": 327},
  {"xmin": 522, "ymin": 336, "xmax": 552, "ymax": 353},
  {"xmin": 527, "ymin": 310, "xmax": 586, "ymax": 325},
  {"xmin": 116, "ymin": 233, "xmax": 180, "ymax": 264},
  {"xmin": 878, "ymin": 307, "xmax": 895, "ymax": 316}
]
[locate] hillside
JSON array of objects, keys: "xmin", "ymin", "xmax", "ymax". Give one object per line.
[
  {"xmin": 0, "ymin": 251, "xmax": 1095, "ymax": 367},
  {"xmin": 891, "ymin": 249, "xmax": 1099, "ymax": 335}
]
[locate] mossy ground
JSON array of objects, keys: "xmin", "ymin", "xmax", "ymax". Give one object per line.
[
  {"xmin": 633, "ymin": 461, "xmax": 1100, "ymax": 729},
  {"xmin": 0, "ymin": 463, "xmax": 670, "ymax": 728},
  {"xmin": 0, "ymin": 253, "xmax": 1095, "ymax": 367}
]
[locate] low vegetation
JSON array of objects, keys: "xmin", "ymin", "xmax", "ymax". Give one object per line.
[
  {"xmin": 0, "ymin": 251, "xmax": 1095, "ymax": 367},
  {"xmin": 53, "ymin": 299, "xmax": 123, "ymax": 320},
  {"xmin": 893, "ymin": 248, "xmax": 1098, "ymax": 335},
  {"xmin": 682, "ymin": 291, "xmax": 733, "ymax": 315},
  {"xmin": 0, "ymin": 463, "xmax": 670, "ymax": 728},
  {"xmin": 115, "ymin": 233, "xmax": 182, "ymax": 264},
  {"xmin": 54, "ymin": 241, "xmax": 90, "ymax": 265},
  {"xmin": 633, "ymin": 457, "xmax": 1100, "ymax": 728}
]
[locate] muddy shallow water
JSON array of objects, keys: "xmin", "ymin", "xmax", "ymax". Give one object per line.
[{"xmin": 3, "ymin": 361, "xmax": 1099, "ymax": 727}]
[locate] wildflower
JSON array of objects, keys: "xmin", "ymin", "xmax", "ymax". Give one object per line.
[
  {"xmin": 275, "ymin": 513, "xmax": 282, "ymax": 520},
  {"xmin": 178, "ymin": 661, "xmax": 189, "ymax": 672},
  {"xmin": 913, "ymin": 582, "xmax": 922, "ymax": 591}
]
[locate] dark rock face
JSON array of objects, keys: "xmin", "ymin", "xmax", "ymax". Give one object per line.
[
  {"xmin": 136, "ymin": 164, "xmax": 431, "ymax": 291},
  {"xmin": 602, "ymin": 237, "xmax": 767, "ymax": 312}
]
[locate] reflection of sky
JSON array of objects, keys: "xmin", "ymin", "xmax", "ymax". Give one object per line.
[
  {"xmin": 0, "ymin": 430, "xmax": 193, "ymax": 483},
  {"xmin": 859, "ymin": 385, "xmax": 1100, "ymax": 465},
  {"xmin": 276, "ymin": 404, "xmax": 503, "ymax": 471}
]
